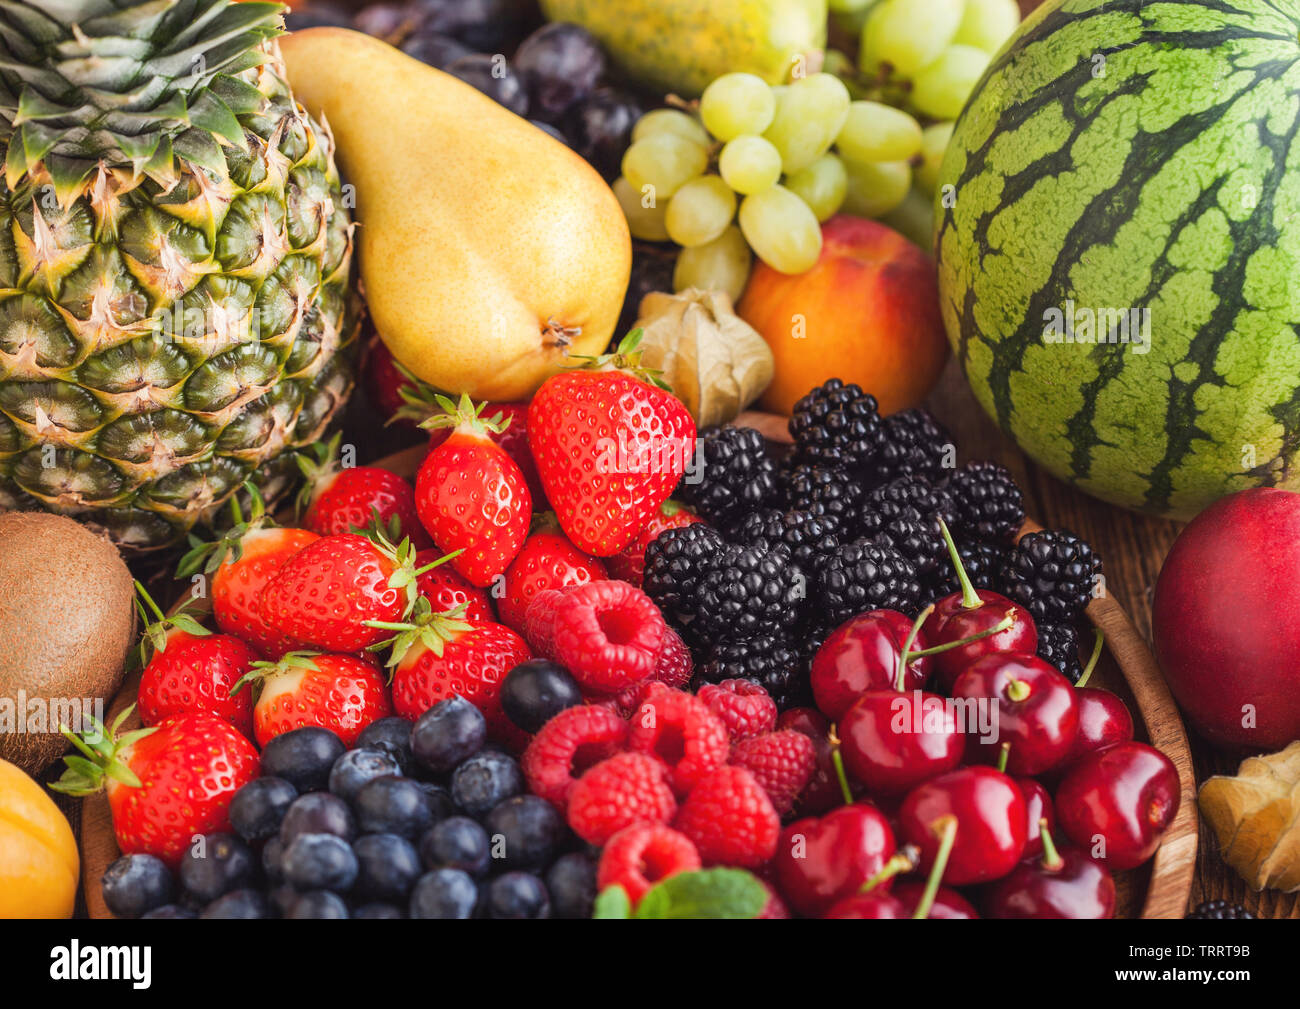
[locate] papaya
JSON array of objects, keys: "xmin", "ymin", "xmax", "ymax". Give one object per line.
[
  {"xmin": 541, "ymin": 0, "xmax": 828, "ymax": 97},
  {"xmin": 0, "ymin": 758, "xmax": 79, "ymax": 918}
]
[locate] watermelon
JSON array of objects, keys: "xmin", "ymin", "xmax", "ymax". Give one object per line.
[{"xmin": 935, "ymin": 0, "xmax": 1300, "ymax": 520}]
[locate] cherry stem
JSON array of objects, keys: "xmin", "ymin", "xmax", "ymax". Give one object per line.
[
  {"xmin": 1005, "ymin": 678, "xmax": 1030, "ymax": 702},
  {"xmin": 996, "ymin": 741, "xmax": 1010, "ymax": 773},
  {"xmin": 912, "ymin": 816, "xmax": 958, "ymax": 920},
  {"xmin": 1038, "ymin": 817, "xmax": 1064, "ymax": 872},
  {"xmin": 902, "ymin": 611, "xmax": 1014, "ymax": 659},
  {"xmin": 1075, "ymin": 628, "xmax": 1105, "ymax": 689},
  {"xmin": 858, "ymin": 851, "xmax": 914, "ymax": 895},
  {"xmin": 939, "ymin": 518, "xmax": 980, "ymax": 610},
  {"xmin": 828, "ymin": 725, "xmax": 854, "ymax": 807},
  {"xmin": 896, "ymin": 604, "xmax": 935, "ymax": 691}
]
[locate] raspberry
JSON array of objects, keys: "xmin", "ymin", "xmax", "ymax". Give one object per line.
[
  {"xmin": 541, "ymin": 581, "xmax": 667, "ymax": 693},
  {"xmin": 596, "ymin": 823, "xmax": 701, "ymax": 905},
  {"xmin": 758, "ymin": 880, "xmax": 791, "ymax": 919},
  {"xmin": 674, "ymin": 765, "xmax": 780, "ymax": 868},
  {"xmin": 697, "ymin": 679, "xmax": 778, "ymax": 742},
  {"xmin": 522, "ymin": 588, "xmax": 565, "ymax": 659},
  {"xmin": 729, "ymin": 730, "xmax": 817, "ymax": 816},
  {"xmin": 521, "ymin": 705, "xmax": 627, "ymax": 810},
  {"xmin": 653, "ymin": 625, "xmax": 694, "ymax": 688},
  {"xmin": 627, "ymin": 684, "xmax": 730, "ymax": 796},
  {"xmin": 567, "ymin": 752, "xmax": 678, "ymax": 845}
]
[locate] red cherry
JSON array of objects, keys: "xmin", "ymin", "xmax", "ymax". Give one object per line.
[
  {"xmin": 839, "ymin": 689, "xmax": 964, "ymax": 795},
  {"xmin": 1055, "ymin": 741, "xmax": 1179, "ymax": 871},
  {"xmin": 1065, "ymin": 688, "xmax": 1134, "ymax": 765},
  {"xmin": 810, "ymin": 610, "xmax": 930, "ymax": 720},
  {"xmin": 985, "ymin": 819, "xmax": 1116, "ymax": 919},
  {"xmin": 823, "ymin": 891, "xmax": 907, "ymax": 918},
  {"xmin": 924, "ymin": 590, "xmax": 1038, "ymax": 691},
  {"xmin": 893, "ymin": 880, "xmax": 980, "ymax": 919},
  {"xmin": 899, "ymin": 766, "xmax": 1028, "ymax": 886},
  {"xmin": 773, "ymin": 803, "xmax": 896, "ymax": 917},
  {"xmin": 952, "ymin": 653, "xmax": 1079, "ymax": 775},
  {"xmin": 1015, "ymin": 777, "xmax": 1056, "ymax": 861}
]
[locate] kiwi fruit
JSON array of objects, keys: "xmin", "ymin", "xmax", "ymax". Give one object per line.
[{"xmin": 0, "ymin": 512, "xmax": 136, "ymax": 774}]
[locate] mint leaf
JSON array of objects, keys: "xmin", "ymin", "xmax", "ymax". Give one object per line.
[
  {"xmin": 633, "ymin": 869, "xmax": 768, "ymax": 919},
  {"xmin": 592, "ymin": 885, "xmax": 632, "ymax": 919}
]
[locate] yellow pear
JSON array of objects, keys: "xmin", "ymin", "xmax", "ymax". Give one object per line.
[{"xmin": 278, "ymin": 29, "xmax": 631, "ymax": 401}]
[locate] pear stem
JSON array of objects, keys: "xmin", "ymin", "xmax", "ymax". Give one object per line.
[
  {"xmin": 912, "ymin": 816, "xmax": 958, "ymax": 920},
  {"xmin": 1075, "ymin": 628, "xmax": 1105, "ymax": 689}
]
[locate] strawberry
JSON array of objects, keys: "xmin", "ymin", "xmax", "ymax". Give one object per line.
[
  {"xmin": 259, "ymin": 525, "xmax": 433, "ymax": 653},
  {"xmin": 497, "ymin": 518, "xmax": 607, "ymax": 632},
  {"xmin": 234, "ymin": 652, "xmax": 392, "ymax": 748},
  {"xmin": 414, "ymin": 395, "xmax": 532, "ymax": 587},
  {"xmin": 414, "ymin": 548, "xmax": 495, "ymax": 623},
  {"xmin": 605, "ymin": 499, "xmax": 703, "ymax": 585},
  {"xmin": 177, "ymin": 487, "xmax": 318, "ymax": 659},
  {"xmin": 297, "ymin": 433, "xmax": 431, "ymax": 547},
  {"xmin": 528, "ymin": 331, "xmax": 696, "ymax": 556},
  {"xmin": 133, "ymin": 582, "xmax": 256, "ymax": 738},
  {"xmin": 53, "ymin": 709, "xmax": 260, "ymax": 867}
]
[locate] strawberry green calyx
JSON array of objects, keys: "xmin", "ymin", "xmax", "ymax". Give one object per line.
[
  {"xmin": 232, "ymin": 651, "xmax": 321, "ymax": 698},
  {"xmin": 176, "ymin": 482, "xmax": 274, "ymax": 578},
  {"xmin": 416, "ymin": 392, "xmax": 511, "ymax": 438},
  {"xmin": 294, "ymin": 432, "xmax": 346, "ymax": 515},
  {"xmin": 132, "ymin": 580, "xmax": 211, "ymax": 670},
  {"xmin": 389, "ymin": 359, "xmax": 451, "ymax": 428},
  {"xmin": 362, "ymin": 524, "xmax": 463, "ymax": 617},
  {"xmin": 50, "ymin": 706, "xmax": 156, "ymax": 796},
  {"xmin": 364, "ymin": 597, "xmax": 475, "ymax": 669},
  {"xmin": 565, "ymin": 328, "xmax": 672, "ymax": 392}
]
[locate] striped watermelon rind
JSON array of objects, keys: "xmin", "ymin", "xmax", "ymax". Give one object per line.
[{"xmin": 935, "ymin": 0, "xmax": 1300, "ymax": 520}]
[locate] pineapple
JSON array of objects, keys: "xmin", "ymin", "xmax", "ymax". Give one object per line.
[{"xmin": 0, "ymin": 0, "xmax": 357, "ymax": 550}]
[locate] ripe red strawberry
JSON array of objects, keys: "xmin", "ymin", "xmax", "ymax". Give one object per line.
[
  {"xmin": 298, "ymin": 434, "xmax": 432, "ymax": 547},
  {"xmin": 729, "ymin": 730, "xmax": 817, "ymax": 816},
  {"xmin": 497, "ymin": 521, "xmax": 607, "ymax": 631},
  {"xmin": 528, "ymin": 332, "xmax": 697, "ymax": 556},
  {"xmin": 414, "ymin": 548, "xmax": 494, "ymax": 623},
  {"xmin": 414, "ymin": 395, "xmax": 532, "ymax": 587},
  {"xmin": 605, "ymin": 499, "xmax": 702, "ymax": 585},
  {"xmin": 53, "ymin": 710, "xmax": 260, "ymax": 867},
  {"xmin": 236, "ymin": 652, "xmax": 393, "ymax": 748},
  {"xmin": 362, "ymin": 333, "xmax": 417, "ymax": 424}
]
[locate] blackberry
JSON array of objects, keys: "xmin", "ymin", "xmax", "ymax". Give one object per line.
[
  {"xmin": 818, "ymin": 541, "xmax": 922, "ymax": 625},
  {"xmin": 694, "ymin": 635, "xmax": 804, "ymax": 709},
  {"xmin": 781, "ymin": 462, "xmax": 866, "ymax": 535},
  {"xmin": 691, "ymin": 539, "xmax": 806, "ymax": 640},
  {"xmin": 677, "ymin": 425, "xmax": 777, "ymax": 526},
  {"xmin": 857, "ymin": 476, "xmax": 958, "ymax": 580},
  {"xmin": 925, "ymin": 538, "xmax": 1011, "ymax": 602},
  {"xmin": 944, "ymin": 461, "xmax": 1025, "ymax": 543},
  {"xmin": 872, "ymin": 513, "xmax": 949, "ymax": 581},
  {"xmin": 733, "ymin": 507, "xmax": 842, "ymax": 571},
  {"xmin": 872, "ymin": 408, "xmax": 954, "ymax": 483},
  {"xmin": 643, "ymin": 523, "xmax": 726, "ymax": 626},
  {"xmin": 788, "ymin": 379, "xmax": 883, "ymax": 470},
  {"xmin": 1004, "ymin": 529, "xmax": 1100, "ymax": 623},
  {"xmin": 1035, "ymin": 622, "xmax": 1083, "ymax": 682},
  {"xmin": 1186, "ymin": 900, "xmax": 1253, "ymax": 920}
]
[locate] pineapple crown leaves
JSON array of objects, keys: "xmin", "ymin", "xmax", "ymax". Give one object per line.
[
  {"xmin": 49, "ymin": 704, "xmax": 157, "ymax": 797},
  {"xmin": 564, "ymin": 328, "xmax": 673, "ymax": 392},
  {"xmin": 176, "ymin": 481, "xmax": 273, "ymax": 578},
  {"xmin": 130, "ymin": 578, "xmax": 211, "ymax": 671},
  {"xmin": 231, "ymin": 649, "xmax": 319, "ymax": 699},
  {"xmin": 1, "ymin": 0, "xmax": 285, "ymax": 197},
  {"xmin": 363, "ymin": 596, "xmax": 474, "ymax": 671},
  {"xmin": 415, "ymin": 391, "xmax": 511, "ymax": 437}
]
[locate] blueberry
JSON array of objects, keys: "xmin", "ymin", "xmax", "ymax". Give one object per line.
[
  {"xmin": 354, "ymin": 902, "xmax": 405, "ymax": 919},
  {"xmin": 417, "ymin": 781, "xmax": 456, "ymax": 821},
  {"xmin": 485, "ymin": 872, "xmax": 551, "ymax": 919},
  {"xmin": 411, "ymin": 696, "xmax": 486, "ymax": 775},
  {"xmin": 354, "ymin": 775, "xmax": 436, "ymax": 838},
  {"xmin": 546, "ymin": 852, "xmax": 598, "ymax": 919},
  {"xmin": 483, "ymin": 795, "xmax": 565, "ymax": 870},
  {"xmin": 419, "ymin": 816, "xmax": 490, "ymax": 876},
  {"xmin": 260, "ymin": 726, "xmax": 346, "ymax": 792},
  {"xmin": 285, "ymin": 890, "xmax": 350, "ymax": 919},
  {"xmin": 451, "ymin": 750, "xmax": 524, "ymax": 818},
  {"xmin": 228, "ymin": 776, "xmax": 298, "ymax": 842},
  {"xmin": 261, "ymin": 836, "xmax": 285, "ymax": 884},
  {"xmin": 177, "ymin": 833, "xmax": 255, "ymax": 903},
  {"xmin": 328, "ymin": 747, "xmax": 401, "ymax": 803},
  {"xmin": 352, "ymin": 833, "xmax": 423, "ymax": 902},
  {"xmin": 281, "ymin": 832, "xmax": 359, "ymax": 891},
  {"xmin": 140, "ymin": 904, "xmax": 195, "ymax": 919},
  {"xmin": 200, "ymin": 889, "xmax": 270, "ymax": 919},
  {"xmin": 355, "ymin": 717, "xmax": 416, "ymax": 773},
  {"xmin": 268, "ymin": 885, "xmax": 299, "ymax": 918},
  {"xmin": 101, "ymin": 853, "xmax": 174, "ymax": 919},
  {"xmin": 409, "ymin": 868, "xmax": 478, "ymax": 919},
  {"xmin": 500, "ymin": 658, "xmax": 583, "ymax": 734},
  {"xmin": 279, "ymin": 792, "xmax": 357, "ymax": 844}
]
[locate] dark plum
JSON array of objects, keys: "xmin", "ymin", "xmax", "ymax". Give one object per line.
[
  {"xmin": 565, "ymin": 87, "xmax": 643, "ymax": 179},
  {"xmin": 446, "ymin": 54, "xmax": 529, "ymax": 118},
  {"xmin": 513, "ymin": 22, "xmax": 606, "ymax": 122}
]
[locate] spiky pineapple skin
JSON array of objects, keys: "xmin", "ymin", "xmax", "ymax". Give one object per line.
[{"xmin": 0, "ymin": 40, "xmax": 357, "ymax": 551}]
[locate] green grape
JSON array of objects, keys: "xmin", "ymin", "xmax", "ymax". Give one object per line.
[
  {"xmin": 631, "ymin": 108, "xmax": 713, "ymax": 148},
  {"xmin": 718, "ymin": 135, "xmax": 783, "ymax": 195},
  {"xmin": 785, "ymin": 154, "xmax": 849, "ymax": 222},
  {"xmin": 879, "ymin": 187, "xmax": 936, "ymax": 250},
  {"xmin": 843, "ymin": 159, "xmax": 912, "ymax": 218},
  {"xmin": 953, "ymin": 0, "xmax": 1021, "ymax": 54},
  {"xmin": 836, "ymin": 100, "xmax": 923, "ymax": 165},
  {"xmin": 916, "ymin": 121, "xmax": 955, "ymax": 196},
  {"xmin": 738, "ymin": 185, "xmax": 823, "ymax": 274},
  {"xmin": 673, "ymin": 225, "xmax": 753, "ymax": 303},
  {"xmin": 860, "ymin": 0, "xmax": 964, "ymax": 77},
  {"xmin": 761, "ymin": 72, "xmax": 851, "ymax": 174},
  {"xmin": 828, "ymin": 0, "xmax": 874, "ymax": 11},
  {"xmin": 613, "ymin": 176, "xmax": 670, "ymax": 241},
  {"xmin": 665, "ymin": 175, "xmax": 737, "ymax": 248},
  {"xmin": 700, "ymin": 73, "xmax": 777, "ymax": 142},
  {"xmin": 622, "ymin": 133, "xmax": 709, "ymax": 200},
  {"xmin": 911, "ymin": 44, "xmax": 991, "ymax": 120}
]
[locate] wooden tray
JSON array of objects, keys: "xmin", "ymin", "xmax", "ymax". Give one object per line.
[{"xmin": 82, "ymin": 419, "xmax": 1196, "ymax": 919}]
